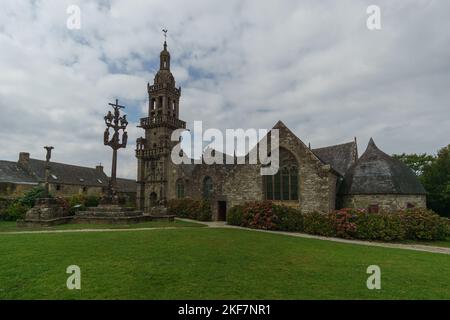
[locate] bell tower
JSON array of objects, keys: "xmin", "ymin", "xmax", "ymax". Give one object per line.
[{"xmin": 136, "ymin": 34, "xmax": 186, "ymax": 211}]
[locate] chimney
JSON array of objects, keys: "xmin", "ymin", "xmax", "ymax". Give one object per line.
[
  {"xmin": 19, "ymin": 152, "xmax": 30, "ymax": 166},
  {"xmin": 95, "ymin": 165, "xmax": 104, "ymax": 173}
]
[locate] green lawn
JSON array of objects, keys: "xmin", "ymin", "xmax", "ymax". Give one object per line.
[
  {"xmin": 1, "ymin": 227, "xmax": 450, "ymax": 299},
  {"xmin": 0, "ymin": 219, "xmax": 204, "ymax": 232}
]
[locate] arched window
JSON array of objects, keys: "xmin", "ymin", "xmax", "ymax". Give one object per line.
[
  {"xmin": 176, "ymin": 180, "xmax": 185, "ymax": 199},
  {"xmin": 202, "ymin": 176, "xmax": 213, "ymax": 199},
  {"xmin": 264, "ymin": 148, "xmax": 299, "ymax": 201}
]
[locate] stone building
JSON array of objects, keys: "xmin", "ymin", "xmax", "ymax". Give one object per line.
[
  {"xmin": 0, "ymin": 152, "xmax": 136, "ymax": 201},
  {"xmin": 135, "ymin": 40, "xmax": 426, "ymax": 220},
  {"xmin": 339, "ymin": 138, "xmax": 427, "ymax": 212}
]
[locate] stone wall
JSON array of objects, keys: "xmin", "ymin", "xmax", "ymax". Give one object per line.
[
  {"xmin": 0, "ymin": 182, "xmax": 36, "ymax": 198},
  {"xmin": 342, "ymin": 194, "xmax": 427, "ymax": 211},
  {"xmin": 48, "ymin": 183, "xmax": 104, "ymax": 197},
  {"xmin": 223, "ymin": 164, "xmax": 263, "ymax": 210},
  {"xmin": 275, "ymin": 123, "xmax": 338, "ymax": 213}
]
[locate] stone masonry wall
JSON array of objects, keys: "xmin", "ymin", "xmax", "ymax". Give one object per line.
[
  {"xmin": 342, "ymin": 194, "xmax": 427, "ymax": 211},
  {"xmin": 276, "ymin": 124, "xmax": 337, "ymax": 213}
]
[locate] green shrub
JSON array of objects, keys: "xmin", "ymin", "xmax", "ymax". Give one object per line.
[
  {"xmin": 167, "ymin": 199, "xmax": 212, "ymax": 221},
  {"xmin": 241, "ymin": 201, "xmax": 279, "ymax": 230},
  {"xmin": 84, "ymin": 195, "xmax": 100, "ymax": 208},
  {"xmin": 227, "ymin": 205, "xmax": 244, "ymax": 226},
  {"xmin": 2, "ymin": 202, "xmax": 29, "ymax": 221},
  {"xmin": 197, "ymin": 200, "xmax": 212, "ymax": 221},
  {"xmin": 274, "ymin": 205, "xmax": 303, "ymax": 232},
  {"xmin": 18, "ymin": 187, "xmax": 47, "ymax": 207},
  {"xmin": 355, "ymin": 211, "xmax": 405, "ymax": 241},
  {"xmin": 400, "ymin": 208, "xmax": 448, "ymax": 241},
  {"xmin": 328, "ymin": 209, "xmax": 358, "ymax": 239},
  {"xmin": 67, "ymin": 194, "xmax": 100, "ymax": 214},
  {"xmin": 303, "ymin": 211, "xmax": 335, "ymax": 237}
]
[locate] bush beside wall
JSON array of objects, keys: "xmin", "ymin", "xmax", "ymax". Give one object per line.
[
  {"xmin": 167, "ymin": 199, "xmax": 212, "ymax": 221},
  {"xmin": 227, "ymin": 201, "xmax": 449, "ymax": 242}
]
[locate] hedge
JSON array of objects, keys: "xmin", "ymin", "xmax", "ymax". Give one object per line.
[
  {"xmin": 226, "ymin": 201, "xmax": 450, "ymax": 242},
  {"xmin": 167, "ymin": 199, "xmax": 212, "ymax": 221}
]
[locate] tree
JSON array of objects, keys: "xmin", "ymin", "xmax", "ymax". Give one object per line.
[
  {"xmin": 421, "ymin": 145, "xmax": 450, "ymax": 217},
  {"xmin": 392, "ymin": 153, "xmax": 435, "ymax": 176}
]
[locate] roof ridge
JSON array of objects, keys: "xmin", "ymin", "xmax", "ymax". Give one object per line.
[
  {"xmin": 29, "ymin": 158, "xmax": 98, "ymax": 171},
  {"xmin": 312, "ymin": 140, "xmax": 355, "ymax": 151}
]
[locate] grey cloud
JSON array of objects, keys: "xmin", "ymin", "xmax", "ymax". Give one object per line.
[{"xmin": 0, "ymin": 0, "xmax": 449, "ymax": 179}]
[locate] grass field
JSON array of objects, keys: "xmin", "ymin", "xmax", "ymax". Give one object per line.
[{"xmin": 1, "ymin": 226, "xmax": 450, "ymax": 299}]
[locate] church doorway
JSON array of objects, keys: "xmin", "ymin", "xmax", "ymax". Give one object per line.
[{"xmin": 217, "ymin": 201, "xmax": 227, "ymax": 221}]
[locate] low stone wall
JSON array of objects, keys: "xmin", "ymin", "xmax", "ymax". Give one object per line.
[{"xmin": 342, "ymin": 194, "xmax": 427, "ymax": 211}]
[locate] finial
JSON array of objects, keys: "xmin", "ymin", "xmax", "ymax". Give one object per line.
[{"xmin": 162, "ymin": 29, "xmax": 168, "ymax": 49}]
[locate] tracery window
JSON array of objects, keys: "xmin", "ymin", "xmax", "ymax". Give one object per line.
[
  {"xmin": 202, "ymin": 176, "xmax": 213, "ymax": 199},
  {"xmin": 264, "ymin": 148, "xmax": 299, "ymax": 201}
]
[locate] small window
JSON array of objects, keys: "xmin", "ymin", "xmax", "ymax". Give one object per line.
[
  {"xmin": 56, "ymin": 185, "xmax": 61, "ymax": 191},
  {"xmin": 82, "ymin": 187, "xmax": 87, "ymax": 193},
  {"xmin": 51, "ymin": 174, "xmax": 58, "ymax": 180},
  {"xmin": 368, "ymin": 204, "xmax": 379, "ymax": 214},
  {"xmin": 177, "ymin": 180, "xmax": 185, "ymax": 199},
  {"xmin": 406, "ymin": 203, "xmax": 415, "ymax": 209},
  {"xmin": 79, "ymin": 178, "xmax": 85, "ymax": 182}
]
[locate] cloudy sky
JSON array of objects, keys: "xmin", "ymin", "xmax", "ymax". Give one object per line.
[{"xmin": 1, "ymin": 0, "xmax": 449, "ymax": 179}]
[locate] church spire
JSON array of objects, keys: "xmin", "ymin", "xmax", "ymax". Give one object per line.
[{"xmin": 160, "ymin": 29, "xmax": 170, "ymax": 70}]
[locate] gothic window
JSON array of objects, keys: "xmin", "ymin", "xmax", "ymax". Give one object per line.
[
  {"xmin": 264, "ymin": 148, "xmax": 299, "ymax": 201},
  {"xmin": 290, "ymin": 167, "xmax": 298, "ymax": 200},
  {"xmin": 282, "ymin": 167, "xmax": 290, "ymax": 200},
  {"xmin": 176, "ymin": 180, "xmax": 185, "ymax": 199},
  {"xmin": 202, "ymin": 176, "xmax": 213, "ymax": 199}
]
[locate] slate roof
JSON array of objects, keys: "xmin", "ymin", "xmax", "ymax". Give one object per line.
[
  {"xmin": 26, "ymin": 159, "xmax": 109, "ymax": 187},
  {"xmin": 116, "ymin": 178, "xmax": 137, "ymax": 193},
  {"xmin": 339, "ymin": 138, "xmax": 426, "ymax": 195},
  {"xmin": 312, "ymin": 141, "xmax": 357, "ymax": 176},
  {"xmin": 0, "ymin": 160, "xmax": 38, "ymax": 185},
  {"xmin": 0, "ymin": 156, "xmax": 136, "ymax": 193}
]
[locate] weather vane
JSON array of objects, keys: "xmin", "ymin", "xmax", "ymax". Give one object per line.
[{"xmin": 162, "ymin": 29, "xmax": 168, "ymax": 41}]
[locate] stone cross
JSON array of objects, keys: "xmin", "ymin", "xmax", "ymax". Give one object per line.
[
  {"xmin": 103, "ymin": 99, "xmax": 128, "ymax": 204},
  {"xmin": 43, "ymin": 146, "xmax": 54, "ymax": 198}
]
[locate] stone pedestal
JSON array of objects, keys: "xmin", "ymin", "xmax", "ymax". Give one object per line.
[
  {"xmin": 18, "ymin": 198, "xmax": 72, "ymax": 227},
  {"xmin": 25, "ymin": 198, "xmax": 65, "ymax": 220},
  {"xmin": 76, "ymin": 204, "xmax": 143, "ymax": 218},
  {"xmin": 73, "ymin": 204, "xmax": 174, "ymax": 224}
]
